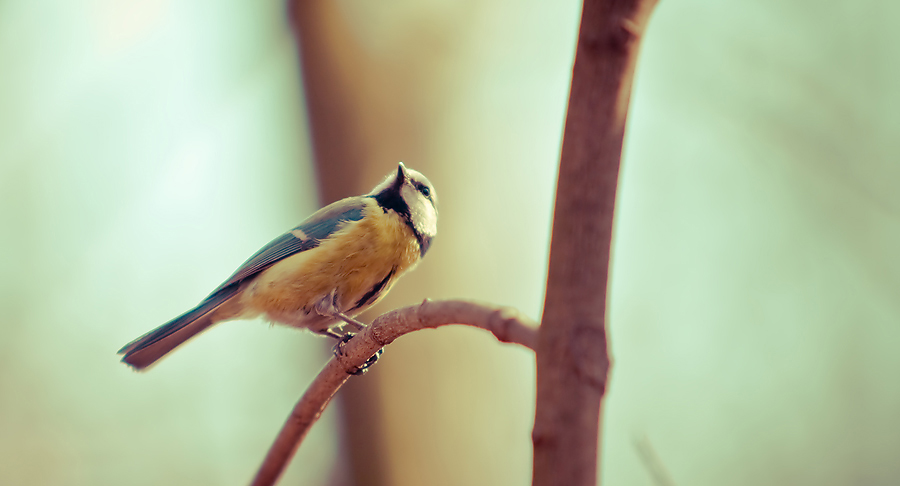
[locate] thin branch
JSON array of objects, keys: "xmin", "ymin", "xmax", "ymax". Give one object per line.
[
  {"xmin": 634, "ymin": 434, "xmax": 677, "ymax": 486},
  {"xmin": 249, "ymin": 299, "xmax": 537, "ymax": 486},
  {"xmin": 532, "ymin": 0, "xmax": 658, "ymax": 485}
]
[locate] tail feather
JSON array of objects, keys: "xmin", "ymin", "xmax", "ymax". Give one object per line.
[{"xmin": 119, "ymin": 287, "xmax": 240, "ymax": 370}]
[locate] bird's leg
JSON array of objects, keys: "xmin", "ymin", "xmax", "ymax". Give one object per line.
[
  {"xmin": 313, "ymin": 291, "xmax": 382, "ymax": 374},
  {"xmin": 313, "ymin": 290, "xmax": 340, "ymax": 319},
  {"xmin": 317, "ymin": 328, "xmax": 344, "ymax": 340},
  {"xmin": 329, "ymin": 290, "xmax": 367, "ymax": 330},
  {"xmin": 335, "ymin": 312, "xmax": 366, "ymax": 331},
  {"xmin": 315, "ymin": 291, "xmax": 368, "ymax": 332}
]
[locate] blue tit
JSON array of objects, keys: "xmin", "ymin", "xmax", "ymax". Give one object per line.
[{"xmin": 119, "ymin": 162, "xmax": 437, "ymax": 370}]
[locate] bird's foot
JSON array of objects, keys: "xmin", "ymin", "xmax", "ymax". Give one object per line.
[{"xmin": 332, "ymin": 333, "xmax": 383, "ymax": 375}]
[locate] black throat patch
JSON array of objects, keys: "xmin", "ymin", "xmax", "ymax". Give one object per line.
[
  {"xmin": 371, "ymin": 191, "xmax": 429, "ymax": 256},
  {"xmin": 373, "ymin": 186, "xmax": 410, "ymax": 220}
]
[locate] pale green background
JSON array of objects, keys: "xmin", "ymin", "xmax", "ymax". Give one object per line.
[{"xmin": 1, "ymin": 1, "xmax": 899, "ymax": 485}]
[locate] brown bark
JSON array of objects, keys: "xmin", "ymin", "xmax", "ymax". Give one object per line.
[{"xmin": 532, "ymin": 1, "xmax": 658, "ymax": 485}]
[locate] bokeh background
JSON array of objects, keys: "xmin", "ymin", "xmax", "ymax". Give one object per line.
[{"xmin": 2, "ymin": 1, "xmax": 899, "ymax": 485}]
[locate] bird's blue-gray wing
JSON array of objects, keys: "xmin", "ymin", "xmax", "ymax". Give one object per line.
[
  {"xmin": 118, "ymin": 198, "xmax": 368, "ymax": 366},
  {"xmin": 206, "ymin": 197, "xmax": 368, "ymax": 297}
]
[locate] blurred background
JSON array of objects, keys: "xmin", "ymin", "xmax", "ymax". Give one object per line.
[{"xmin": 1, "ymin": 0, "xmax": 898, "ymax": 485}]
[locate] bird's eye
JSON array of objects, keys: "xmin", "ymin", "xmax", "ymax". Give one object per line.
[{"xmin": 418, "ymin": 184, "xmax": 431, "ymax": 197}]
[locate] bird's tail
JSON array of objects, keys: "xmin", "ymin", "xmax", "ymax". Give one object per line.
[{"xmin": 118, "ymin": 287, "xmax": 240, "ymax": 370}]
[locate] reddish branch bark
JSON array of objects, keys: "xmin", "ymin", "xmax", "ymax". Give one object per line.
[
  {"xmin": 532, "ymin": 1, "xmax": 657, "ymax": 485},
  {"xmin": 250, "ymin": 300, "xmax": 537, "ymax": 486}
]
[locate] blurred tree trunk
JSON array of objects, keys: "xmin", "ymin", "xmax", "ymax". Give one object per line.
[
  {"xmin": 288, "ymin": 2, "xmax": 388, "ymax": 485},
  {"xmin": 287, "ymin": 2, "xmax": 427, "ymax": 485},
  {"xmin": 288, "ymin": 0, "xmax": 412, "ymax": 197},
  {"xmin": 533, "ymin": 0, "xmax": 657, "ymax": 485}
]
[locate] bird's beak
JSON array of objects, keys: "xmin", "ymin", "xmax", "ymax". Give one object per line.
[{"xmin": 396, "ymin": 162, "xmax": 408, "ymax": 184}]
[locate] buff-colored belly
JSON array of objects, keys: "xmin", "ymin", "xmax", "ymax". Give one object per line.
[{"xmin": 240, "ymin": 204, "xmax": 421, "ymax": 331}]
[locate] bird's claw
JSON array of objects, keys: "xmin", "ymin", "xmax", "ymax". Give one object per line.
[{"xmin": 332, "ymin": 333, "xmax": 384, "ymax": 375}]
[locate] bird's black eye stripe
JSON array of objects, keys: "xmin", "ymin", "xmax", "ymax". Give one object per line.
[{"xmin": 416, "ymin": 183, "xmax": 431, "ymax": 198}]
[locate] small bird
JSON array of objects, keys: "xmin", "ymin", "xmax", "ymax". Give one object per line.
[{"xmin": 119, "ymin": 162, "xmax": 437, "ymax": 370}]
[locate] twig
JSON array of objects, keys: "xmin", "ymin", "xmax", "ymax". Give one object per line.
[
  {"xmin": 249, "ymin": 299, "xmax": 537, "ymax": 486},
  {"xmin": 532, "ymin": 1, "xmax": 658, "ymax": 485},
  {"xmin": 634, "ymin": 434, "xmax": 677, "ymax": 486}
]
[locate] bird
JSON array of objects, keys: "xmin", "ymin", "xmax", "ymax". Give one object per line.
[{"xmin": 118, "ymin": 162, "xmax": 437, "ymax": 371}]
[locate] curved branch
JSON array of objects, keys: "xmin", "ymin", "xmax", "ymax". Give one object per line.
[{"xmin": 249, "ymin": 299, "xmax": 537, "ymax": 486}]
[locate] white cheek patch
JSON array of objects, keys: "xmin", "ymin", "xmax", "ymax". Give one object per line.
[{"xmin": 401, "ymin": 185, "xmax": 438, "ymax": 237}]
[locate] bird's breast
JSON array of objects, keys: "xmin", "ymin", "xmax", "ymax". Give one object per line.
[{"xmin": 244, "ymin": 203, "xmax": 421, "ymax": 329}]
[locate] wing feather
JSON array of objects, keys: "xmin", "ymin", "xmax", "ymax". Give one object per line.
[{"xmin": 207, "ymin": 197, "xmax": 368, "ymax": 296}]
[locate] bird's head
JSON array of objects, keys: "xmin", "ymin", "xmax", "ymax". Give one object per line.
[{"xmin": 370, "ymin": 162, "xmax": 438, "ymax": 256}]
